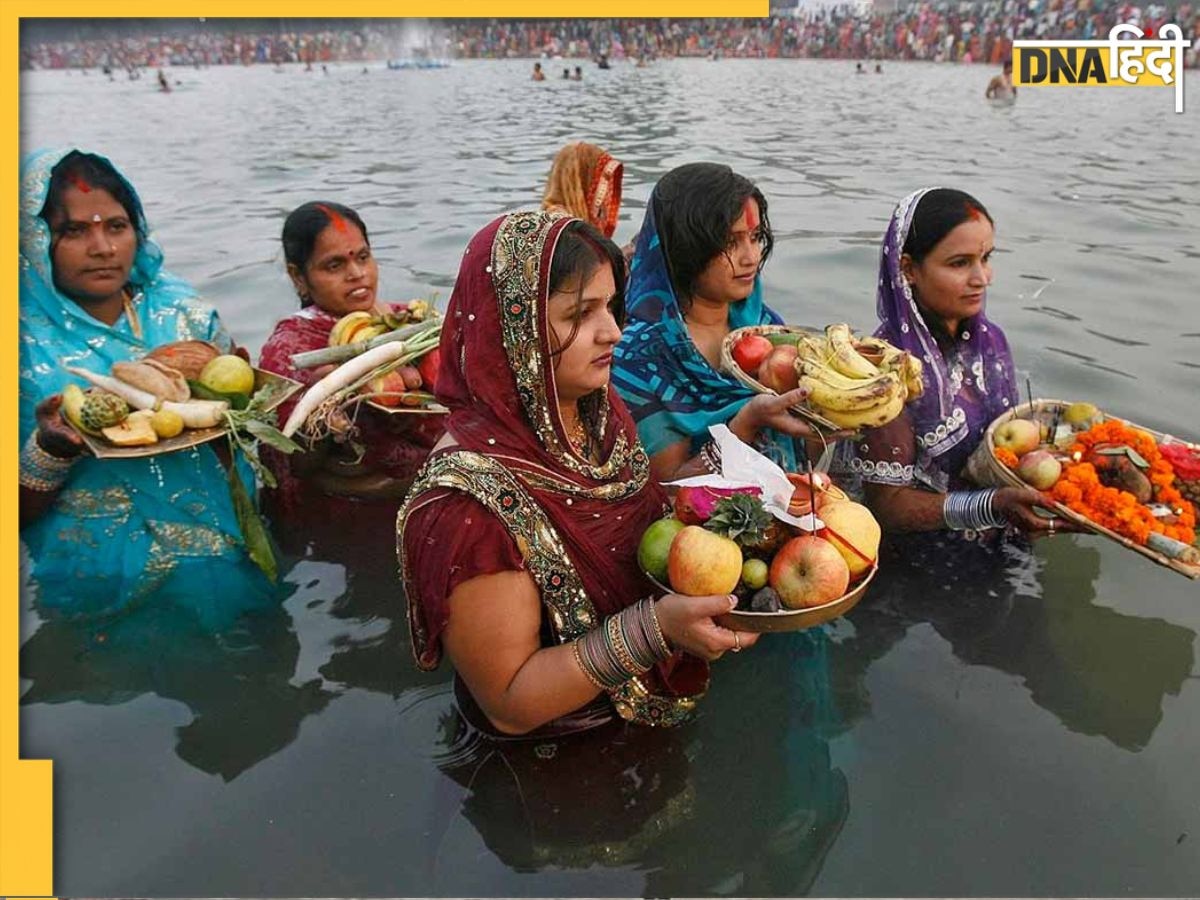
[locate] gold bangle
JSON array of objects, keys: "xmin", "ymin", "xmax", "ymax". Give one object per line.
[
  {"xmin": 572, "ymin": 635, "xmax": 608, "ymax": 691},
  {"xmin": 645, "ymin": 599, "xmax": 672, "ymax": 658},
  {"xmin": 606, "ymin": 613, "xmax": 643, "ymax": 678}
]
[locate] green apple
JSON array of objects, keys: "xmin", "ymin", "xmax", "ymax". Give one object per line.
[{"xmin": 637, "ymin": 517, "xmax": 686, "ymax": 584}]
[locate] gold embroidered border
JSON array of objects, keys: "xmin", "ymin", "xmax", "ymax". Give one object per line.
[
  {"xmin": 396, "ymin": 450, "xmax": 701, "ymax": 728},
  {"xmin": 489, "ymin": 210, "xmax": 636, "ymax": 484}
]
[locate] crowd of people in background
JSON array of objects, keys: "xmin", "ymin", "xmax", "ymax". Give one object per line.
[{"xmin": 20, "ymin": 1, "xmax": 1199, "ymax": 72}]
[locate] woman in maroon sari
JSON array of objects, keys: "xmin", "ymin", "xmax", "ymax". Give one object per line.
[
  {"xmin": 398, "ymin": 210, "xmax": 760, "ymax": 737},
  {"xmin": 258, "ymin": 201, "xmax": 443, "ymax": 513}
]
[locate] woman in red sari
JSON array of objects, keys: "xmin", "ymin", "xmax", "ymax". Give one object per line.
[
  {"xmin": 398, "ymin": 210, "xmax": 759, "ymax": 737},
  {"xmin": 540, "ymin": 142, "xmax": 623, "ymax": 240},
  {"xmin": 258, "ymin": 201, "xmax": 443, "ymax": 512}
]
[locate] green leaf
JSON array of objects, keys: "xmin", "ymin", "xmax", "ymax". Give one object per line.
[
  {"xmin": 227, "ymin": 464, "xmax": 277, "ymax": 583},
  {"xmin": 1094, "ymin": 445, "xmax": 1151, "ymax": 468},
  {"xmin": 243, "ymin": 419, "xmax": 303, "ymax": 454}
]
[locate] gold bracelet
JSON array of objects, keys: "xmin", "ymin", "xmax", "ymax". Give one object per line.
[
  {"xmin": 644, "ymin": 598, "xmax": 672, "ymax": 658},
  {"xmin": 572, "ymin": 635, "xmax": 608, "ymax": 691},
  {"xmin": 606, "ymin": 613, "xmax": 644, "ymax": 678}
]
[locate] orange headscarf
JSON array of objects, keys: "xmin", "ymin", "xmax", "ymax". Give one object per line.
[{"xmin": 541, "ymin": 142, "xmax": 624, "ymax": 239}]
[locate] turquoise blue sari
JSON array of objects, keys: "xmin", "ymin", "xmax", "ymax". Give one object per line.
[
  {"xmin": 19, "ymin": 147, "xmax": 278, "ymax": 628},
  {"xmin": 611, "ymin": 196, "xmax": 798, "ymax": 469}
]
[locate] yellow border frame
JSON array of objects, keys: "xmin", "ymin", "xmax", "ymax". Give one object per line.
[{"xmin": 2, "ymin": 5, "xmax": 765, "ymax": 897}]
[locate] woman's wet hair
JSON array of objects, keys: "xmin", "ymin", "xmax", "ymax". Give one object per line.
[
  {"xmin": 40, "ymin": 151, "xmax": 142, "ymax": 236},
  {"xmin": 652, "ymin": 162, "xmax": 773, "ymax": 305},
  {"xmin": 547, "ymin": 219, "xmax": 626, "ymax": 360},
  {"xmin": 903, "ymin": 188, "xmax": 993, "ymax": 264}
]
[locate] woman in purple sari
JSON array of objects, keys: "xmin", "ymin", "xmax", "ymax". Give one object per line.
[{"xmin": 851, "ymin": 188, "xmax": 1062, "ymax": 539}]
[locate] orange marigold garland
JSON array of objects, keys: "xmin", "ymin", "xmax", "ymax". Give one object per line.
[
  {"xmin": 994, "ymin": 446, "xmax": 1019, "ymax": 469},
  {"xmin": 1051, "ymin": 419, "xmax": 1196, "ymax": 546}
]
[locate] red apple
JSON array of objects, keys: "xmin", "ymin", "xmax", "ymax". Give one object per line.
[
  {"xmin": 417, "ymin": 348, "xmax": 441, "ymax": 391},
  {"xmin": 367, "ymin": 369, "xmax": 409, "ymax": 407},
  {"xmin": 757, "ymin": 345, "xmax": 800, "ymax": 393},
  {"xmin": 993, "ymin": 418, "xmax": 1041, "ymax": 456},
  {"xmin": 768, "ymin": 535, "xmax": 850, "ymax": 609},
  {"xmin": 732, "ymin": 334, "xmax": 774, "ymax": 376},
  {"xmin": 1016, "ymin": 449, "xmax": 1062, "ymax": 490},
  {"xmin": 667, "ymin": 526, "xmax": 743, "ymax": 596}
]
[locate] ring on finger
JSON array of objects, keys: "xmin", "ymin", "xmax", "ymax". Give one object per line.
[
  {"xmin": 731, "ymin": 632, "xmax": 742, "ymax": 653},
  {"xmin": 1047, "ymin": 517, "xmax": 1056, "ymax": 534}
]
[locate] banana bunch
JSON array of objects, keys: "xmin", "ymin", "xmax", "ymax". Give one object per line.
[
  {"xmin": 329, "ymin": 311, "xmax": 389, "ymax": 347},
  {"xmin": 328, "ymin": 301, "xmax": 437, "ymax": 348},
  {"xmin": 794, "ymin": 324, "xmax": 925, "ymax": 429}
]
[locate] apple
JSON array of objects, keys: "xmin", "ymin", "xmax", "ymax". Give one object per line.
[
  {"xmin": 993, "ymin": 418, "xmax": 1041, "ymax": 456},
  {"xmin": 1016, "ymin": 450, "xmax": 1062, "ymax": 490},
  {"xmin": 757, "ymin": 345, "xmax": 800, "ymax": 393},
  {"xmin": 667, "ymin": 526, "xmax": 743, "ymax": 596},
  {"xmin": 638, "ymin": 517, "xmax": 686, "ymax": 584},
  {"xmin": 367, "ymin": 369, "xmax": 410, "ymax": 407},
  {"xmin": 768, "ymin": 536, "xmax": 850, "ymax": 609},
  {"xmin": 817, "ymin": 500, "xmax": 881, "ymax": 580},
  {"xmin": 732, "ymin": 334, "xmax": 774, "ymax": 376},
  {"xmin": 417, "ymin": 348, "xmax": 441, "ymax": 391}
]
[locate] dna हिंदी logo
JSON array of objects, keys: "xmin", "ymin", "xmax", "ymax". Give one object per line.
[{"xmin": 1013, "ymin": 23, "xmax": 1192, "ymax": 113}]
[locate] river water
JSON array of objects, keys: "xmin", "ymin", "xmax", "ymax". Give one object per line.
[{"xmin": 18, "ymin": 57, "xmax": 1200, "ymax": 897}]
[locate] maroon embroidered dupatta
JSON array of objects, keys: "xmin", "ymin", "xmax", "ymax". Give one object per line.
[{"xmin": 397, "ymin": 211, "xmax": 708, "ymax": 727}]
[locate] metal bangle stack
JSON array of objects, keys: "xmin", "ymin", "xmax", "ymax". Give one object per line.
[
  {"xmin": 19, "ymin": 434, "xmax": 77, "ymax": 492},
  {"xmin": 943, "ymin": 488, "xmax": 1006, "ymax": 531},
  {"xmin": 573, "ymin": 599, "xmax": 672, "ymax": 690}
]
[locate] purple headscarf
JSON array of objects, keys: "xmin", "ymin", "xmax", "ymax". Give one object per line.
[{"xmin": 870, "ymin": 187, "xmax": 1019, "ymax": 491}]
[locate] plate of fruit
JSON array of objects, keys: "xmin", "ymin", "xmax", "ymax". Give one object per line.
[
  {"xmin": 324, "ymin": 304, "xmax": 447, "ymax": 415},
  {"xmin": 61, "ymin": 341, "xmax": 301, "ymax": 459},
  {"xmin": 721, "ymin": 323, "xmax": 926, "ymax": 435},
  {"xmin": 637, "ymin": 475, "xmax": 880, "ymax": 632},
  {"xmin": 977, "ymin": 399, "xmax": 1199, "ymax": 580}
]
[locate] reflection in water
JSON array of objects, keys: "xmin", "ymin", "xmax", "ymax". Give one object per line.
[
  {"xmin": 836, "ymin": 534, "xmax": 1194, "ymax": 752},
  {"xmin": 20, "ymin": 602, "xmax": 333, "ymax": 780},
  {"xmin": 266, "ymin": 492, "xmax": 426, "ymax": 698},
  {"xmin": 422, "ymin": 630, "xmax": 848, "ymax": 896}
]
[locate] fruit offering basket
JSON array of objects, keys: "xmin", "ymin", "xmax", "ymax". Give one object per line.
[
  {"xmin": 637, "ymin": 427, "xmax": 881, "ymax": 632},
  {"xmin": 972, "ymin": 399, "xmax": 1199, "ymax": 580},
  {"xmin": 62, "ymin": 343, "xmax": 301, "ymax": 460},
  {"xmin": 720, "ymin": 323, "xmax": 926, "ymax": 437},
  {"xmin": 324, "ymin": 305, "xmax": 447, "ymax": 416}
]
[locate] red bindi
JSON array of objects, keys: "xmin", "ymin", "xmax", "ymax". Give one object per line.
[
  {"xmin": 742, "ymin": 197, "xmax": 760, "ymax": 231},
  {"xmin": 316, "ymin": 203, "xmax": 349, "ymax": 233}
]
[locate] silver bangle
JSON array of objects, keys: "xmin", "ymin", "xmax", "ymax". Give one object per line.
[
  {"xmin": 19, "ymin": 433, "xmax": 76, "ymax": 493},
  {"xmin": 943, "ymin": 489, "xmax": 1006, "ymax": 531}
]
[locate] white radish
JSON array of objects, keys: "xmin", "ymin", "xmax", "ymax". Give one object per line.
[
  {"xmin": 160, "ymin": 399, "xmax": 228, "ymax": 429},
  {"xmin": 65, "ymin": 366, "xmax": 229, "ymax": 429},
  {"xmin": 66, "ymin": 365, "xmax": 156, "ymax": 408},
  {"xmin": 281, "ymin": 342, "xmax": 408, "ymax": 437}
]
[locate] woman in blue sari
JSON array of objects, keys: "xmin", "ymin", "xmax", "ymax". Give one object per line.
[
  {"xmin": 612, "ymin": 163, "xmax": 827, "ymax": 481},
  {"xmin": 18, "ymin": 148, "xmax": 277, "ymax": 627}
]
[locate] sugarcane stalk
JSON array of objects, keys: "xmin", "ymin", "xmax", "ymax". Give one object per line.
[{"xmin": 290, "ymin": 318, "xmax": 440, "ymax": 369}]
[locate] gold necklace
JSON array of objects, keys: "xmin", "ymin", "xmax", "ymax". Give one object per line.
[{"xmin": 564, "ymin": 415, "xmax": 590, "ymax": 456}]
